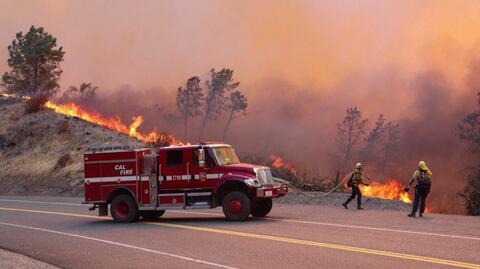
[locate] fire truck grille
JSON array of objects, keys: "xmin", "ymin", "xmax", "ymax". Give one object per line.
[{"xmin": 256, "ymin": 168, "xmax": 274, "ymax": 186}]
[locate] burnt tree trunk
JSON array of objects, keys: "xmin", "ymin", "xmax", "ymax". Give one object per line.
[
  {"xmin": 183, "ymin": 116, "xmax": 188, "ymax": 141},
  {"xmin": 221, "ymin": 109, "xmax": 235, "ymax": 141}
]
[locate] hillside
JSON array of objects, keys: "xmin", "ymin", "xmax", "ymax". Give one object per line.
[{"xmin": 0, "ymin": 96, "xmax": 145, "ymax": 195}]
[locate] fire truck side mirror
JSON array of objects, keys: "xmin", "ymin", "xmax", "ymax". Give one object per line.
[{"xmin": 198, "ymin": 149, "xmax": 205, "ymax": 168}]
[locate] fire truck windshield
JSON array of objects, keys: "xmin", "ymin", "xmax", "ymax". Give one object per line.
[{"xmin": 212, "ymin": 146, "xmax": 240, "ymax": 165}]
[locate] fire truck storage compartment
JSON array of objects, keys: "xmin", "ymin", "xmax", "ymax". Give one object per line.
[
  {"xmin": 158, "ymin": 193, "xmax": 185, "ymax": 208},
  {"xmin": 84, "ymin": 150, "xmax": 138, "ymax": 202},
  {"xmin": 185, "ymin": 192, "xmax": 212, "ymax": 207}
]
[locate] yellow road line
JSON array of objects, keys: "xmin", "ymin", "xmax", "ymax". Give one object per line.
[{"xmin": 1, "ymin": 207, "xmax": 479, "ymax": 269}]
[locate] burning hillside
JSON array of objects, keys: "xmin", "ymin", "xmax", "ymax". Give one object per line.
[
  {"xmin": 0, "ymin": 95, "xmax": 146, "ymax": 195},
  {"xmin": 44, "ymin": 101, "xmax": 183, "ymax": 146},
  {"xmin": 0, "ymin": 93, "xmax": 184, "ymax": 146}
]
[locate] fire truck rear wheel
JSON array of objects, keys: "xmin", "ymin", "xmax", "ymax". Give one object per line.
[
  {"xmin": 110, "ymin": 194, "xmax": 139, "ymax": 223},
  {"xmin": 222, "ymin": 191, "xmax": 251, "ymax": 221},
  {"xmin": 140, "ymin": 210, "xmax": 165, "ymax": 220},
  {"xmin": 251, "ymin": 198, "xmax": 273, "ymax": 217}
]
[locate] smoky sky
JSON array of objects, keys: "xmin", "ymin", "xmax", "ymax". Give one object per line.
[{"xmin": 1, "ymin": 0, "xmax": 480, "ymax": 213}]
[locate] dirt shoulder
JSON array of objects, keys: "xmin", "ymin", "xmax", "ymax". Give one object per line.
[{"xmin": 0, "ymin": 248, "xmax": 60, "ymax": 269}]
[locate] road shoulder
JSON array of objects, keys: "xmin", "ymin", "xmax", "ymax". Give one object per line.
[{"xmin": 0, "ymin": 248, "xmax": 60, "ymax": 269}]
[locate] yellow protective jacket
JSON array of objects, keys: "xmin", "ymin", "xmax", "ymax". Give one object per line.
[
  {"xmin": 410, "ymin": 169, "xmax": 432, "ymax": 187},
  {"xmin": 350, "ymin": 169, "xmax": 366, "ymax": 186}
]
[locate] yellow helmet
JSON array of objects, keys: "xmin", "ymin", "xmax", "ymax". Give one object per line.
[{"xmin": 418, "ymin": 161, "xmax": 427, "ymax": 170}]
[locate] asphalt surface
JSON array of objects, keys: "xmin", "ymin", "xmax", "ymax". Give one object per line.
[{"xmin": 0, "ymin": 196, "xmax": 479, "ymax": 269}]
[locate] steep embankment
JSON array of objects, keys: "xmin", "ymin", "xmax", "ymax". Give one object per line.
[{"xmin": 0, "ymin": 96, "xmax": 145, "ymax": 195}]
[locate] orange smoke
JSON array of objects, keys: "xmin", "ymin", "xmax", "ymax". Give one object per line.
[
  {"xmin": 360, "ymin": 179, "xmax": 412, "ymax": 204},
  {"xmin": 44, "ymin": 101, "xmax": 183, "ymax": 145},
  {"xmin": 270, "ymin": 155, "xmax": 297, "ymax": 174}
]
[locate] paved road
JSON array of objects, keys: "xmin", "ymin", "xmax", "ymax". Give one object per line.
[{"xmin": 0, "ymin": 196, "xmax": 479, "ymax": 269}]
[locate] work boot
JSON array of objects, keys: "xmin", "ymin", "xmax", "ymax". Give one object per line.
[
  {"xmin": 408, "ymin": 213, "xmax": 415, "ymax": 218},
  {"xmin": 357, "ymin": 207, "xmax": 364, "ymax": 210},
  {"xmin": 419, "ymin": 213, "xmax": 423, "ymax": 217},
  {"xmin": 342, "ymin": 203, "xmax": 348, "ymax": 209}
]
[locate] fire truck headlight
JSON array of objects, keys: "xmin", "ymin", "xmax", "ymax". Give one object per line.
[{"xmin": 244, "ymin": 179, "xmax": 261, "ymax": 187}]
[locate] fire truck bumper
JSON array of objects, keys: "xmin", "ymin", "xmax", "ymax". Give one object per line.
[{"xmin": 256, "ymin": 184, "xmax": 288, "ymax": 198}]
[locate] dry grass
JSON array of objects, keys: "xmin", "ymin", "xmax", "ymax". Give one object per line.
[
  {"xmin": 57, "ymin": 119, "xmax": 70, "ymax": 133},
  {"xmin": 53, "ymin": 153, "xmax": 73, "ymax": 171},
  {"xmin": 0, "ymin": 98, "xmax": 147, "ymax": 195},
  {"xmin": 150, "ymin": 133, "xmax": 174, "ymax": 147},
  {"xmin": 8, "ymin": 113, "xmax": 20, "ymax": 122}
]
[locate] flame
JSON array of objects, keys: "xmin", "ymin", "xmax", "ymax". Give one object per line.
[
  {"xmin": 270, "ymin": 155, "xmax": 297, "ymax": 174},
  {"xmin": 1, "ymin": 93, "xmax": 186, "ymax": 145},
  {"xmin": 44, "ymin": 101, "xmax": 184, "ymax": 145},
  {"xmin": 360, "ymin": 179, "xmax": 412, "ymax": 204},
  {"xmin": 1, "ymin": 93, "xmax": 31, "ymax": 100}
]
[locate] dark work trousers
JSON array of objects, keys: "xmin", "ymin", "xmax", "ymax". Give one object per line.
[
  {"xmin": 411, "ymin": 186, "xmax": 429, "ymax": 215},
  {"xmin": 345, "ymin": 185, "xmax": 362, "ymax": 208}
]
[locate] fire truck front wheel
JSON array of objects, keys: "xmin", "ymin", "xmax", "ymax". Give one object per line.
[
  {"xmin": 222, "ymin": 191, "xmax": 251, "ymax": 221},
  {"xmin": 251, "ymin": 198, "xmax": 273, "ymax": 217},
  {"xmin": 110, "ymin": 194, "xmax": 139, "ymax": 222}
]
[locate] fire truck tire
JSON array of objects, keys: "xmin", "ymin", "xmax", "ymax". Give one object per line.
[
  {"xmin": 110, "ymin": 194, "xmax": 139, "ymax": 223},
  {"xmin": 222, "ymin": 191, "xmax": 251, "ymax": 221},
  {"xmin": 140, "ymin": 210, "xmax": 165, "ymax": 220},
  {"xmin": 251, "ymin": 198, "xmax": 273, "ymax": 217}
]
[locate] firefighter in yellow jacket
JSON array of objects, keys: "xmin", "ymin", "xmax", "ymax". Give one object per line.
[
  {"xmin": 343, "ymin": 163, "xmax": 370, "ymax": 210},
  {"xmin": 405, "ymin": 161, "xmax": 432, "ymax": 218}
]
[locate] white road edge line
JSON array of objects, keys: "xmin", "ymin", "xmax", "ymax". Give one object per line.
[
  {"xmin": 2, "ymin": 198, "xmax": 479, "ymax": 241},
  {"xmin": 0, "ymin": 199, "xmax": 87, "ymax": 207},
  {"xmin": 271, "ymin": 218, "xmax": 480, "ymax": 241},
  {"xmin": 172, "ymin": 211, "xmax": 480, "ymax": 241},
  {"xmin": 0, "ymin": 222, "xmax": 237, "ymax": 269}
]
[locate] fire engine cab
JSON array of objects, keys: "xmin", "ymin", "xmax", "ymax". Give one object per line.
[{"xmin": 83, "ymin": 143, "xmax": 288, "ymax": 222}]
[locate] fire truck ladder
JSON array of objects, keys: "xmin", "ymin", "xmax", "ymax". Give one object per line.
[{"xmin": 86, "ymin": 146, "xmax": 132, "ymax": 153}]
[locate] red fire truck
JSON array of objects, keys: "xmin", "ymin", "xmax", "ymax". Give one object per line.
[{"xmin": 83, "ymin": 143, "xmax": 287, "ymax": 222}]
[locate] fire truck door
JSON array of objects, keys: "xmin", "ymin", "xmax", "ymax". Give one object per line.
[{"xmin": 141, "ymin": 155, "xmax": 158, "ymax": 207}]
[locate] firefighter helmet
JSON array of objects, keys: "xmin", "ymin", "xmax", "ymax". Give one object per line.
[{"xmin": 418, "ymin": 161, "xmax": 427, "ymax": 170}]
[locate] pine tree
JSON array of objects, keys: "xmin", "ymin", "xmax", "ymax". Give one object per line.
[
  {"xmin": 336, "ymin": 107, "xmax": 368, "ymax": 172},
  {"xmin": 222, "ymin": 90, "xmax": 247, "ymax": 140},
  {"xmin": 176, "ymin": 76, "xmax": 203, "ymax": 141},
  {"xmin": 2, "ymin": 26, "xmax": 64, "ymax": 97},
  {"xmin": 198, "ymin": 68, "xmax": 239, "ymax": 140}
]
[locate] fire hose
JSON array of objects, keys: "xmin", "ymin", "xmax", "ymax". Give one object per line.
[{"xmin": 273, "ymin": 173, "xmax": 351, "ymax": 198}]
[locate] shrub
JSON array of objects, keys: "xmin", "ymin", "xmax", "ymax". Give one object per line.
[
  {"xmin": 24, "ymin": 94, "xmax": 48, "ymax": 114},
  {"xmin": 9, "ymin": 113, "xmax": 20, "ymax": 121},
  {"xmin": 151, "ymin": 133, "xmax": 173, "ymax": 147},
  {"xmin": 459, "ymin": 168, "xmax": 480, "ymax": 216},
  {"xmin": 57, "ymin": 119, "xmax": 70, "ymax": 133},
  {"xmin": 53, "ymin": 153, "xmax": 72, "ymax": 171}
]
